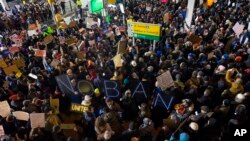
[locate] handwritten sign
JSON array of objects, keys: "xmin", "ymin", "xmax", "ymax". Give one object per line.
[
  {"xmin": 50, "ymin": 59, "xmax": 60, "ymax": 67},
  {"xmin": 0, "ymin": 59, "xmax": 7, "ymax": 68},
  {"xmin": 0, "ymin": 101, "xmax": 11, "ymax": 118},
  {"xmin": 43, "ymin": 35, "xmax": 54, "ymax": 45},
  {"xmin": 77, "ymin": 51, "xmax": 86, "ymax": 59},
  {"xmin": 113, "ymin": 54, "xmax": 123, "ymax": 68},
  {"xmin": 35, "ymin": 50, "xmax": 46, "ymax": 57},
  {"xmin": 12, "ymin": 58, "xmax": 26, "ymax": 68},
  {"xmin": 50, "ymin": 97, "xmax": 59, "ymax": 113},
  {"xmin": 70, "ymin": 103, "xmax": 89, "ymax": 113},
  {"xmin": 232, "ymin": 22, "xmax": 245, "ymax": 38},
  {"xmin": 156, "ymin": 71, "xmax": 174, "ymax": 90},
  {"xmin": 60, "ymin": 124, "xmax": 76, "ymax": 130},
  {"xmin": 30, "ymin": 113, "xmax": 45, "ymax": 128},
  {"xmin": 9, "ymin": 46, "xmax": 20, "ymax": 54},
  {"xmin": 3, "ymin": 65, "xmax": 20, "ymax": 75},
  {"xmin": 117, "ymin": 40, "xmax": 127, "ymax": 54},
  {"xmin": 12, "ymin": 111, "xmax": 29, "ymax": 121}
]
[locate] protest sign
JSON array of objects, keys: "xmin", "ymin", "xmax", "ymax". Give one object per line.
[
  {"xmin": 232, "ymin": 22, "xmax": 244, "ymax": 38},
  {"xmin": 88, "ymin": 40, "xmax": 95, "ymax": 46},
  {"xmin": 27, "ymin": 30, "xmax": 38, "ymax": 36},
  {"xmin": 0, "ymin": 101, "xmax": 11, "ymax": 117},
  {"xmin": 117, "ymin": 40, "xmax": 127, "ymax": 54},
  {"xmin": 56, "ymin": 75, "xmax": 75, "ymax": 95},
  {"xmin": 130, "ymin": 80, "xmax": 150, "ymax": 104},
  {"xmin": 30, "ymin": 113, "xmax": 45, "ymax": 128},
  {"xmin": 185, "ymin": 0, "xmax": 195, "ymax": 31},
  {"xmin": 153, "ymin": 90, "xmax": 174, "ymax": 110},
  {"xmin": 9, "ymin": 46, "xmax": 20, "ymax": 54},
  {"xmin": 156, "ymin": 71, "xmax": 174, "ymax": 90},
  {"xmin": 113, "ymin": 54, "xmax": 123, "ymax": 68},
  {"xmin": 70, "ymin": 103, "xmax": 89, "ymax": 113},
  {"xmin": 35, "ymin": 50, "xmax": 46, "ymax": 57},
  {"xmin": 69, "ymin": 21, "xmax": 78, "ymax": 28},
  {"xmin": 28, "ymin": 24, "xmax": 37, "ymax": 30},
  {"xmin": 0, "ymin": 125, "xmax": 4, "ymax": 137},
  {"xmin": 12, "ymin": 58, "xmax": 26, "ymax": 68},
  {"xmin": 43, "ymin": 35, "xmax": 54, "ymax": 45},
  {"xmin": 65, "ymin": 37, "xmax": 77, "ymax": 46},
  {"xmin": 188, "ymin": 34, "xmax": 202, "ymax": 45},
  {"xmin": 50, "ymin": 59, "xmax": 60, "ymax": 67},
  {"xmin": 15, "ymin": 71, "xmax": 22, "ymax": 78},
  {"xmin": 12, "ymin": 111, "xmax": 29, "ymax": 121},
  {"xmin": 50, "ymin": 97, "xmax": 60, "ymax": 113},
  {"xmin": 103, "ymin": 80, "xmax": 121, "ymax": 99},
  {"xmin": 0, "ymin": 59, "xmax": 7, "ymax": 68},
  {"xmin": 3, "ymin": 65, "xmax": 20, "ymax": 75},
  {"xmin": 60, "ymin": 124, "xmax": 76, "ymax": 130},
  {"xmin": 78, "ymin": 80, "xmax": 94, "ymax": 94},
  {"xmin": 76, "ymin": 51, "xmax": 86, "ymax": 59}
]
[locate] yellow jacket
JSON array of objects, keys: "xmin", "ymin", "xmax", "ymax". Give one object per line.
[{"xmin": 225, "ymin": 70, "xmax": 244, "ymax": 95}]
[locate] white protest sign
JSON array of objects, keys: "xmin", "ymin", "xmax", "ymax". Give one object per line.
[
  {"xmin": 0, "ymin": 101, "xmax": 11, "ymax": 118},
  {"xmin": 232, "ymin": 22, "xmax": 244, "ymax": 38},
  {"xmin": 185, "ymin": 0, "xmax": 195, "ymax": 31},
  {"xmin": 156, "ymin": 71, "xmax": 174, "ymax": 90},
  {"xmin": 30, "ymin": 113, "xmax": 45, "ymax": 128},
  {"xmin": 12, "ymin": 111, "xmax": 29, "ymax": 121}
]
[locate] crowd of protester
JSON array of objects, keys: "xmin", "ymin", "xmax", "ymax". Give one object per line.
[{"xmin": 0, "ymin": 0, "xmax": 250, "ymax": 141}]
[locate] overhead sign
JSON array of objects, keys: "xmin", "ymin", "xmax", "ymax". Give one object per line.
[{"xmin": 127, "ymin": 22, "xmax": 161, "ymax": 40}]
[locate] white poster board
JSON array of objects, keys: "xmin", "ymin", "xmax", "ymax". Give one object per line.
[
  {"xmin": 156, "ymin": 71, "xmax": 174, "ymax": 90},
  {"xmin": 0, "ymin": 101, "xmax": 11, "ymax": 118},
  {"xmin": 12, "ymin": 111, "xmax": 29, "ymax": 121},
  {"xmin": 30, "ymin": 113, "xmax": 45, "ymax": 128}
]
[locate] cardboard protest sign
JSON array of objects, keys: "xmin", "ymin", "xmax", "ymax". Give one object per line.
[
  {"xmin": 70, "ymin": 103, "xmax": 89, "ymax": 113},
  {"xmin": 153, "ymin": 90, "xmax": 174, "ymax": 110},
  {"xmin": 3, "ymin": 65, "xmax": 20, "ymax": 75},
  {"xmin": 3, "ymin": 81, "xmax": 9, "ymax": 89},
  {"xmin": 35, "ymin": 50, "xmax": 46, "ymax": 57},
  {"xmin": 232, "ymin": 22, "xmax": 245, "ymax": 38},
  {"xmin": 0, "ymin": 125, "xmax": 5, "ymax": 137},
  {"xmin": 60, "ymin": 124, "xmax": 76, "ymax": 130},
  {"xmin": 43, "ymin": 35, "xmax": 54, "ymax": 45},
  {"xmin": 207, "ymin": 52, "xmax": 214, "ymax": 60},
  {"xmin": 9, "ymin": 46, "xmax": 20, "ymax": 54},
  {"xmin": 12, "ymin": 111, "xmax": 29, "ymax": 121},
  {"xmin": 88, "ymin": 40, "xmax": 95, "ymax": 46},
  {"xmin": 28, "ymin": 24, "xmax": 37, "ymax": 30},
  {"xmin": 69, "ymin": 21, "xmax": 78, "ymax": 28},
  {"xmin": 50, "ymin": 59, "xmax": 60, "ymax": 67},
  {"xmin": 188, "ymin": 35, "xmax": 202, "ymax": 45},
  {"xmin": 0, "ymin": 101, "xmax": 11, "ymax": 118},
  {"xmin": 56, "ymin": 75, "xmax": 75, "ymax": 95},
  {"xmin": 30, "ymin": 113, "xmax": 45, "ymax": 128},
  {"xmin": 76, "ymin": 51, "xmax": 86, "ymax": 59},
  {"xmin": 12, "ymin": 58, "xmax": 26, "ymax": 68},
  {"xmin": 59, "ymin": 22, "xmax": 68, "ymax": 29},
  {"xmin": 156, "ymin": 71, "xmax": 174, "ymax": 90},
  {"xmin": 50, "ymin": 97, "xmax": 60, "ymax": 113},
  {"xmin": 117, "ymin": 40, "xmax": 127, "ymax": 54},
  {"xmin": 113, "ymin": 54, "xmax": 123, "ymax": 68},
  {"xmin": 0, "ymin": 59, "xmax": 7, "ymax": 68},
  {"xmin": 65, "ymin": 38, "xmax": 77, "ymax": 46}
]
